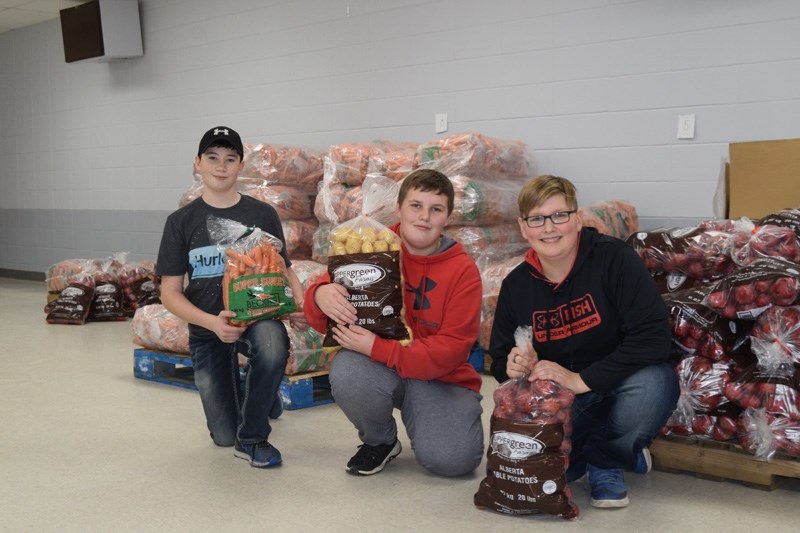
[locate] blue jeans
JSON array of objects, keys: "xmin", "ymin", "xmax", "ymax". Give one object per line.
[
  {"xmin": 189, "ymin": 320, "xmax": 289, "ymax": 447},
  {"xmin": 566, "ymin": 362, "xmax": 679, "ymax": 481}
]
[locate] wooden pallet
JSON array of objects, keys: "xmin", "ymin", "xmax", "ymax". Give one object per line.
[
  {"xmin": 133, "ymin": 349, "xmax": 334, "ymax": 410},
  {"xmin": 650, "ymin": 435, "xmax": 800, "ymax": 490}
]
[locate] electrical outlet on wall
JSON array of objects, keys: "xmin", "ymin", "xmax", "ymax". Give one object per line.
[{"xmin": 435, "ymin": 113, "xmax": 448, "ymax": 133}]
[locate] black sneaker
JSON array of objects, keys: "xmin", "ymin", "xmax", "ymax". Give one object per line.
[{"xmin": 346, "ymin": 440, "xmax": 401, "ymax": 475}]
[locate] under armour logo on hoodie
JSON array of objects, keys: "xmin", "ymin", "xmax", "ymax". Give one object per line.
[{"xmin": 407, "ymin": 276, "xmax": 437, "ymax": 310}]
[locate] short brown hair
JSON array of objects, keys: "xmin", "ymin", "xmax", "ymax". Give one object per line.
[
  {"xmin": 518, "ymin": 175, "xmax": 578, "ymax": 216},
  {"xmin": 398, "ymin": 169, "xmax": 455, "ymax": 215}
]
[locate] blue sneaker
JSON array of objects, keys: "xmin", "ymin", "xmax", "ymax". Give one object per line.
[
  {"xmin": 269, "ymin": 393, "xmax": 284, "ymax": 420},
  {"xmin": 234, "ymin": 440, "xmax": 282, "ymax": 468},
  {"xmin": 586, "ymin": 464, "xmax": 629, "ymax": 508},
  {"xmin": 633, "ymin": 447, "xmax": 652, "ymax": 474}
]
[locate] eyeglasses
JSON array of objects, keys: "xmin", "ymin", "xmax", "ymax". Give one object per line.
[{"xmin": 521, "ymin": 210, "xmax": 576, "ymax": 228}]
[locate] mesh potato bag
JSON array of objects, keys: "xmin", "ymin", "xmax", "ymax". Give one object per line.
[{"xmin": 474, "ymin": 327, "xmax": 578, "ymax": 520}]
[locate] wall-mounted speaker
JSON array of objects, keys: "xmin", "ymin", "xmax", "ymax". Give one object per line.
[{"xmin": 60, "ymin": 0, "xmax": 143, "ymax": 63}]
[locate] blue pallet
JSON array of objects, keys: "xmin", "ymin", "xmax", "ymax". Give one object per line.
[{"xmin": 133, "ymin": 348, "xmax": 334, "ymax": 410}]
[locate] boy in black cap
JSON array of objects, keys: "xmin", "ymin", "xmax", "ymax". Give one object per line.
[{"xmin": 156, "ymin": 126, "xmax": 305, "ymax": 467}]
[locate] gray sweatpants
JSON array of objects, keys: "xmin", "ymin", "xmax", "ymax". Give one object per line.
[{"xmin": 329, "ymin": 349, "xmax": 485, "ymax": 477}]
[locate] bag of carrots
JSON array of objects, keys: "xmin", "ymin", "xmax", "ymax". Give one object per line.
[{"xmin": 207, "ymin": 216, "xmax": 297, "ymax": 326}]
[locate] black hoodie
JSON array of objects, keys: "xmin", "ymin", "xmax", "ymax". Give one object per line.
[{"xmin": 489, "ymin": 227, "xmax": 671, "ymax": 394}]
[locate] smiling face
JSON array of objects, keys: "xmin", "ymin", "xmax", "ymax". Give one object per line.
[
  {"xmin": 194, "ymin": 145, "xmax": 243, "ymax": 200},
  {"xmin": 519, "ymin": 193, "xmax": 581, "ymax": 267},
  {"xmin": 397, "ymin": 188, "xmax": 451, "ymax": 255}
]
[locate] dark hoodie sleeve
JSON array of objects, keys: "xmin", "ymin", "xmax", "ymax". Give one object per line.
[
  {"xmin": 578, "ymin": 243, "xmax": 672, "ymax": 394},
  {"xmin": 488, "ymin": 270, "xmax": 522, "ymax": 383}
]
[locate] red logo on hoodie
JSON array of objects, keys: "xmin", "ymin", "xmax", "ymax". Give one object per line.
[{"xmin": 532, "ymin": 294, "xmax": 602, "ymax": 342}]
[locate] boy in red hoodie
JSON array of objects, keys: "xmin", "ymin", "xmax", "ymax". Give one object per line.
[{"xmin": 304, "ymin": 169, "xmax": 484, "ymax": 477}]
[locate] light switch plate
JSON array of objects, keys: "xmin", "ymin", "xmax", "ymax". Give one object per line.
[
  {"xmin": 677, "ymin": 114, "xmax": 695, "ymax": 139},
  {"xmin": 435, "ymin": 113, "xmax": 448, "ymax": 133}
]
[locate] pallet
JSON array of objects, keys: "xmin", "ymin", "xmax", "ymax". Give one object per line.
[
  {"xmin": 133, "ymin": 348, "xmax": 334, "ymax": 410},
  {"xmin": 650, "ymin": 435, "xmax": 800, "ymax": 490}
]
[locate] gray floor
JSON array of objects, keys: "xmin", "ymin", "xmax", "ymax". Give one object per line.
[{"xmin": 2, "ymin": 277, "xmax": 798, "ymax": 532}]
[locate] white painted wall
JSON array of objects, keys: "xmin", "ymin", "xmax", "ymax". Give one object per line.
[{"xmin": 1, "ymin": 0, "xmax": 800, "ymax": 273}]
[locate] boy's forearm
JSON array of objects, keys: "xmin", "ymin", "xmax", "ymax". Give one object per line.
[
  {"xmin": 160, "ymin": 282, "xmax": 216, "ymax": 331},
  {"xmin": 285, "ymin": 267, "xmax": 304, "ymax": 308}
]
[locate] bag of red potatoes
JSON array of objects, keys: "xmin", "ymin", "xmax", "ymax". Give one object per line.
[
  {"xmin": 729, "ymin": 209, "xmax": 800, "ymax": 266},
  {"xmin": 724, "ymin": 348, "xmax": 800, "ymax": 419},
  {"xmin": 663, "ymin": 287, "xmax": 751, "ymax": 361},
  {"xmin": 626, "ymin": 226, "xmax": 736, "ymax": 280},
  {"xmin": 474, "ymin": 327, "xmax": 578, "ymax": 520},
  {"xmin": 703, "ymin": 257, "xmax": 800, "ymax": 320},
  {"xmin": 738, "ymin": 407, "xmax": 800, "ymax": 459}
]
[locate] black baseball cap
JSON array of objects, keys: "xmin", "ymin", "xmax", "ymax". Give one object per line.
[{"xmin": 197, "ymin": 126, "xmax": 244, "ymax": 159}]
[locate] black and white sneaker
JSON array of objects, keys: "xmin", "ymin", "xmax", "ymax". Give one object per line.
[{"xmin": 346, "ymin": 440, "xmax": 401, "ymax": 475}]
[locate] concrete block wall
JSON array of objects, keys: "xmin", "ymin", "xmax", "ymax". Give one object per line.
[{"xmin": 1, "ymin": 0, "xmax": 799, "ymax": 275}]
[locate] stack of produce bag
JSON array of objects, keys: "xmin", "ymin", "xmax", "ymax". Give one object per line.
[
  {"xmin": 577, "ymin": 199, "xmax": 639, "ymax": 240},
  {"xmin": 416, "ymin": 132, "xmax": 533, "ymax": 264},
  {"xmin": 46, "ymin": 252, "xmax": 155, "ymax": 324},
  {"xmin": 638, "ymin": 209, "xmax": 800, "ymax": 460},
  {"xmin": 312, "ymin": 141, "xmax": 417, "ymax": 262}
]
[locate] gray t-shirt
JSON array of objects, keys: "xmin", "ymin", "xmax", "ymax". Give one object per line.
[{"xmin": 156, "ymin": 194, "xmax": 290, "ymax": 339}]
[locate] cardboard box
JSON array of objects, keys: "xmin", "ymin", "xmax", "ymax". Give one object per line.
[{"xmin": 728, "ymin": 138, "xmax": 800, "ymax": 219}]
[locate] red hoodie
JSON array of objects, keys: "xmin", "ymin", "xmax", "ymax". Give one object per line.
[{"xmin": 304, "ymin": 223, "xmax": 483, "ymax": 393}]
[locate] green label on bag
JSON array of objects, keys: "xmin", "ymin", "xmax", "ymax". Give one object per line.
[{"xmin": 227, "ymin": 272, "xmax": 296, "ymax": 322}]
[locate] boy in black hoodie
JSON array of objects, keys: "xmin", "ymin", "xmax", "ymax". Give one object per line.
[{"xmin": 489, "ymin": 175, "xmax": 678, "ymax": 508}]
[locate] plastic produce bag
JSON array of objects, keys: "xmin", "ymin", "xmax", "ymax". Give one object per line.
[
  {"xmin": 208, "ymin": 216, "xmax": 297, "ymax": 325},
  {"xmin": 738, "ymin": 408, "xmax": 800, "ymax": 460},
  {"xmin": 283, "ymin": 324, "xmax": 332, "ymax": 375},
  {"xmin": 323, "ymin": 175, "xmax": 411, "ymax": 351},
  {"xmin": 723, "ymin": 344, "xmax": 800, "ymax": 419},
  {"xmin": 46, "ymin": 271, "xmax": 95, "ymax": 325},
  {"xmin": 703, "ymin": 257, "xmax": 800, "ymax": 320},
  {"xmin": 131, "ymin": 304, "xmax": 190, "ymax": 354},
  {"xmin": 626, "ymin": 226, "xmax": 736, "ymax": 281},
  {"xmin": 119, "ymin": 259, "xmax": 160, "ymax": 314},
  {"xmin": 474, "ymin": 327, "xmax": 578, "ymax": 520},
  {"xmin": 663, "ymin": 287, "xmax": 750, "ymax": 361},
  {"xmin": 751, "ymin": 305, "xmax": 800, "ymax": 366},
  {"xmin": 729, "ymin": 222, "xmax": 800, "ymax": 266},
  {"xmin": 88, "ymin": 256, "xmax": 127, "ymax": 322}
]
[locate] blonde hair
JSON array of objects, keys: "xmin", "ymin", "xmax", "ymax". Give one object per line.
[{"xmin": 518, "ymin": 175, "xmax": 578, "ymax": 216}]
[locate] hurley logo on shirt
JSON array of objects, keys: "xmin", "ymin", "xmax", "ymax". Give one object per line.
[{"xmin": 532, "ymin": 294, "xmax": 602, "ymax": 342}]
